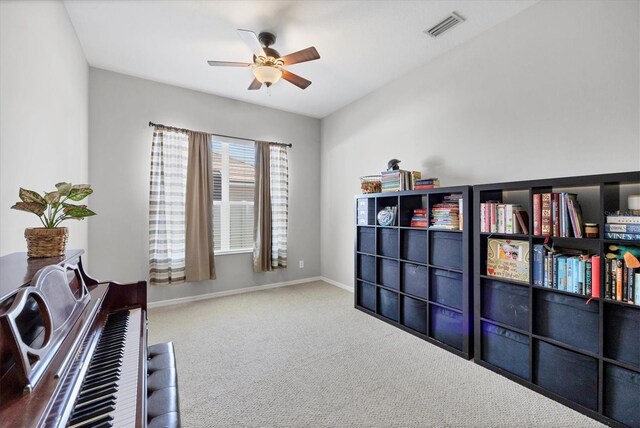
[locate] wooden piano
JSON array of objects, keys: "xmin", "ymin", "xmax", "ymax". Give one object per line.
[{"xmin": 0, "ymin": 250, "xmax": 180, "ymax": 427}]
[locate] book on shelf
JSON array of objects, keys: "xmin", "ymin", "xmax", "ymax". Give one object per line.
[
  {"xmin": 533, "ymin": 194, "xmax": 542, "ymax": 235},
  {"xmin": 541, "ymin": 193, "xmax": 552, "ymax": 235},
  {"xmin": 604, "ymin": 256, "xmax": 639, "ymax": 305},
  {"xmin": 606, "ymin": 214, "xmax": 640, "ymax": 224},
  {"xmin": 430, "ymin": 194, "xmax": 461, "ymax": 230},
  {"xmin": 381, "ymin": 169, "xmax": 422, "ymax": 192},
  {"xmin": 515, "ymin": 210, "xmax": 529, "ymax": 235},
  {"xmin": 604, "ymin": 232, "xmax": 640, "ymax": 241},
  {"xmin": 604, "ymin": 223, "xmax": 640, "ymax": 233},
  {"xmin": 531, "ymin": 246, "xmax": 600, "ymax": 297},
  {"xmin": 487, "ymin": 238, "xmax": 530, "ymax": 282}
]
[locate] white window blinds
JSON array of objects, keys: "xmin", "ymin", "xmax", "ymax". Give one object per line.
[{"xmin": 210, "ymin": 137, "xmax": 255, "ymax": 253}]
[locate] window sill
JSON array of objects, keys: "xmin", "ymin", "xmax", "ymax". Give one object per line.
[{"xmin": 214, "ymin": 249, "xmax": 253, "ymax": 256}]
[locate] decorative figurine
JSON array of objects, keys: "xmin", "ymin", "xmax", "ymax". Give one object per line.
[{"xmin": 387, "ymin": 159, "xmax": 401, "ymax": 171}]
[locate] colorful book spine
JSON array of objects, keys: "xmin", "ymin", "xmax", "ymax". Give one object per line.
[
  {"xmin": 604, "ymin": 232, "xmax": 640, "ymax": 241},
  {"xmin": 541, "ymin": 193, "xmax": 552, "ymax": 235},
  {"xmin": 606, "ymin": 215, "xmax": 640, "ymax": 224},
  {"xmin": 591, "ymin": 256, "xmax": 601, "ymax": 298},
  {"xmin": 585, "ymin": 259, "xmax": 592, "ymax": 296},
  {"xmin": 552, "ymin": 193, "xmax": 559, "ymax": 237},
  {"xmin": 533, "ymin": 244, "xmax": 544, "ymax": 286},
  {"xmin": 635, "ymin": 273, "xmax": 640, "ymax": 305},
  {"xmin": 616, "ymin": 260, "xmax": 623, "ymax": 301},
  {"xmin": 605, "ymin": 258, "xmax": 612, "ymax": 299},
  {"xmin": 604, "ymin": 223, "xmax": 640, "ymax": 233},
  {"xmin": 626, "ymin": 267, "xmax": 634, "ymax": 304},
  {"xmin": 533, "ymin": 194, "xmax": 541, "ymax": 235}
]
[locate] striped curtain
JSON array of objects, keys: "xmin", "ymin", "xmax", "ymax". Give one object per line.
[
  {"xmin": 269, "ymin": 145, "xmax": 288, "ymax": 268},
  {"xmin": 149, "ymin": 130, "xmax": 189, "ymax": 285}
]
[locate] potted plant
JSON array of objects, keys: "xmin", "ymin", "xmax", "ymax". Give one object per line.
[{"xmin": 11, "ymin": 182, "xmax": 96, "ymax": 258}]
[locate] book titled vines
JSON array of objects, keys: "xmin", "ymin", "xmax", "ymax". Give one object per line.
[{"xmin": 487, "ymin": 238, "xmax": 530, "ymax": 282}]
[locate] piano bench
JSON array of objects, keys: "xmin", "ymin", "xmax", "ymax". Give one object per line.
[{"xmin": 148, "ymin": 342, "xmax": 180, "ymax": 428}]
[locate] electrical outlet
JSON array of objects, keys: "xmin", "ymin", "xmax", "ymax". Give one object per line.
[{"xmin": 299, "ymin": 260, "xmax": 304, "ymax": 268}]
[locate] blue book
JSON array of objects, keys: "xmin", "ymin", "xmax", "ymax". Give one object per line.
[
  {"xmin": 566, "ymin": 257, "xmax": 573, "ymax": 293},
  {"xmin": 605, "ymin": 223, "xmax": 640, "ymax": 233},
  {"xmin": 578, "ymin": 259, "xmax": 585, "ymax": 295},
  {"xmin": 557, "ymin": 256, "xmax": 567, "ymax": 291},
  {"xmin": 533, "ymin": 244, "xmax": 544, "ymax": 286},
  {"xmin": 573, "ymin": 258, "xmax": 580, "ymax": 294}
]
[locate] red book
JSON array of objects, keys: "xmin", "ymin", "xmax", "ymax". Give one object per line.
[
  {"xmin": 552, "ymin": 193, "xmax": 559, "ymax": 237},
  {"xmin": 591, "ymin": 256, "xmax": 601, "ymax": 298},
  {"xmin": 515, "ymin": 210, "xmax": 529, "ymax": 235},
  {"xmin": 414, "ymin": 185, "xmax": 435, "ymax": 190},
  {"xmin": 616, "ymin": 260, "xmax": 623, "ymax": 301},
  {"xmin": 533, "ymin": 194, "xmax": 541, "ymax": 235},
  {"xmin": 541, "ymin": 193, "xmax": 552, "ymax": 235}
]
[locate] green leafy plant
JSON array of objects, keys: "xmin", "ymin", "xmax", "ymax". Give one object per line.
[{"xmin": 11, "ymin": 182, "xmax": 97, "ymax": 228}]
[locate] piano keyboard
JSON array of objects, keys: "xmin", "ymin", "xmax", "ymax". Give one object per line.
[{"xmin": 67, "ymin": 308, "xmax": 141, "ymax": 428}]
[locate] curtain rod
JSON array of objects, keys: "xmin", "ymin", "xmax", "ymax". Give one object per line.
[{"xmin": 148, "ymin": 121, "xmax": 292, "ymax": 148}]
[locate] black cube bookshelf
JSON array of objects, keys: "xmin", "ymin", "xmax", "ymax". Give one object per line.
[
  {"xmin": 354, "ymin": 186, "xmax": 473, "ymax": 359},
  {"xmin": 473, "ymin": 171, "xmax": 640, "ymax": 428}
]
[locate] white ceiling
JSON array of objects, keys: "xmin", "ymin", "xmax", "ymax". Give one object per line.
[{"xmin": 64, "ymin": 0, "xmax": 537, "ymax": 119}]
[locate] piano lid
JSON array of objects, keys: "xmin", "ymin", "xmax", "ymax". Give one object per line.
[{"xmin": 0, "ymin": 250, "xmax": 84, "ymax": 302}]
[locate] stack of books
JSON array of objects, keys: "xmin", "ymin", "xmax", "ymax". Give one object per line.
[
  {"xmin": 410, "ymin": 208, "xmax": 428, "ymax": 228},
  {"xmin": 380, "ymin": 170, "xmax": 422, "ymax": 192},
  {"xmin": 414, "ymin": 177, "xmax": 440, "ymax": 190},
  {"xmin": 605, "ymin": 210, "xmax": 640, "ymax": 241},
  {"xmin": 430, "ymin": 194, "xmax": 462, "ymax": 230}
]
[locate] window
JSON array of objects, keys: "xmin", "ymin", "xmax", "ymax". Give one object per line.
[{"xmin": 210, "ymin": 137, "xmax": 254, "ymax": 254}]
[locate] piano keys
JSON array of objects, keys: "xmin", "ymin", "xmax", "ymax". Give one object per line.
[{"xmin": 0, "ymin": 250, "xmax": 180, "ymax": 427}]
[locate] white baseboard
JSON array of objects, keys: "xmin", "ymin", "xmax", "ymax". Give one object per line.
[
  {"xmin": 149, "ymin": 276, "xmax": 322, "ymax": 309},
  {"xmin": 321, "ymin": 276, "xmax": 354, "ymax": 293}
]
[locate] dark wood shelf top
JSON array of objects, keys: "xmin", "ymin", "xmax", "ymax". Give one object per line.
[
  {"xmin": 480, "ymin": 232, "xmax": 529, "ymax": 239},
  {"xmin": 355, "ymin": 185, "xmax": 473, "ymax": 199},
  {"xmin": 530, "ymin": 284, "xmax": 594, "ymax": 301},
  {"xmin": 601, "ymin": 298, "xmax": 640, "ymax": 309},
  {"xmin": 473, "ymin": 171, "xmax": 640, "ymax": 192},
  {"xmin": 429, "ymin": 264, "xmax": 463, "ymax": 274},
  {"xmin": 398, "ymin": 258, "xmax": 429, "ymax": 267},
  {"xmin": 479, "ymin": 274, "xmax": 530, "ymax": 288},
  {"xmin": 429, "ymin": 300, "xmax": 463, "ymax": 314}
]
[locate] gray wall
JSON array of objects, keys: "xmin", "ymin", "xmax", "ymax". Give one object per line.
[
  {"xmin": 88, "ymin": 68, "xmax": 321, "ymax": 303},
  {"xmin": 0, "ymin": 1, "xmax": 88, "ymax": 256},
  {"xmin": 320, "ymin": 0, "xmax": 640, "ymax": 288}
]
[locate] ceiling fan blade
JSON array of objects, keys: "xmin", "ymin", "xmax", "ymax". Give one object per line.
[
  {"xmin": 248, "ymin": 78, "xmax": 262, "ymax": 90},
  {"xmin": 281, "ymin": 47, "xmax": 320, "ymax": 66},
  {"xmin": 237, "ymin": 29, "xmax": 266, "ymax": 58},
  {"xmin": 281, "ymin": 69, "xmax": 312, "ymax": 89},
  {"xmin": 207, "ymin": 61, "xmax": 252, "ymax": 67}
]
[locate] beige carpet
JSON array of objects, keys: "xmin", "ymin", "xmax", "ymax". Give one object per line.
[{"xmin": 148, "ymin": 281, "xmax": 604, "ymax": 427}]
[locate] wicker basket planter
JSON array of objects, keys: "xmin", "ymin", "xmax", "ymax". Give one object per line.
[{"xmin": 24, "ymin": 227, "xmax": 68, "ymax": 258}]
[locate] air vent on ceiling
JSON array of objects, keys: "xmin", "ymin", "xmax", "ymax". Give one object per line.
[{"xmin": 425, "ymin": 12, "xmax": 465, "ymax": 38}]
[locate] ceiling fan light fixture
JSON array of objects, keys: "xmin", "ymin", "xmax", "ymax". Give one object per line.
[{"xmin": 253, "ymin": 65, "xmax": 282, "ymax": 87}]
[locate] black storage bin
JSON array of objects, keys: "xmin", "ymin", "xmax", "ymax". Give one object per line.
[
  {"xmin": 402, "ymin": 296, "xmax": 427, "ymax": 334},
  {"xmin": 481, "ymin": 279, "xmax": 529, "ymax": 331},
  {"xmin": 357, "ymin": 227, "xmax": 375, "ymax": 254},
  {"xmin": 482, "ymin": 322, "xmax": 530, "ymax": 380},
  {"xmin": 357, "ymin": 254, "xmax": 375, "ymax": 283},
  {"xmin": 378, "ymin": 288, "xmax": 399, "ymax": 321},
  {"xmin": 533, "ymin": 340, "xmax": 598, "ymax": 411},
  {"xmin": 402, "ymin": 262, "xmax": 427, "ymax": 299},
  {"xmin": 356, "ymin": 281, "xmax": 375, "ymax": 312},
  {"xmin": 430, "ymin": 231, "xmax": 462, "ymax": 270},
  {"xmin": 604, "ymin": 363, "xmax": 640, "ymax": 428},
  {"xmin": 533, "ymin": 291, "xmax": 599, "ymax": 354},
  {"xmin": 401, "ymin": 229, "xmax": 427, "ymax": 263},
  {"xmin": 379, "ymin": 258, "xmax": 399, "ymax": 290},
  {"xmin": 430, "ymin": 305, "xmax": 463, "ymax": 350},
  {"xmin": 604, "ymin": 304, "xmax": 640, "ymax": 369},
  {"xmin": 378, "ymin": 228, "xmax": 399, "ymax": 258},
  {"xmin": 431, "ymin": 268, "xmax": 463, "ymax": 310}
]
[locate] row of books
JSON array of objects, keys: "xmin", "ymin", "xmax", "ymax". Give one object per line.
[
  {"xmin": 430, "ymin": 194, "xmax": 462, "ymax": 230},
  {"xmin": 532, "ymin": 245, "xmax": 599, "ymax": 296},
  {"xmin": 414, "ymin": 177, "xmax": 440, "ymax": 190},
  {"xmin": 479, "ymin": 202, "xmax": 528, "ymax": 234},
  {"xmin": 410, "ymin": 208, "xmax": 428, "ymax": 228},
  {"xmin": 532, "ymin": 193, "xmax": 584, "ymax": 237},
  {"xmin": 603, "ymin": 256, "xmax": 639, "ymax": 304},
  {"xmin": 380, "ymin": 170, "xmax": 421, "ymax": 192},
  {"xmin": 605, "ymin": 210, "xmax": 640, "ymax": 241}
]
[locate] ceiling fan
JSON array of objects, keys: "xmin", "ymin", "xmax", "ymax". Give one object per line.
[{"xmin": 207, "ymin": 29, "xmax": 320, "ymax": 90}]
